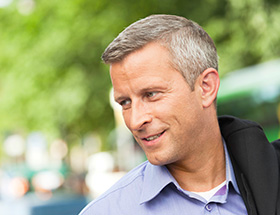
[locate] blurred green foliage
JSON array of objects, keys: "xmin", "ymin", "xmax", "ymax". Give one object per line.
[{"xmin": 0, "ymin": 0, "xmax": 279, "ymax": 147}]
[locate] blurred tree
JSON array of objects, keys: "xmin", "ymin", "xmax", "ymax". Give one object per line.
[
  {"xmin": 0, "ymin": 0, "xmax": 118, "ymax": 146},
  {"xmin": 0, "ymin": 0, "xmax": 279, "ymax": 149}
]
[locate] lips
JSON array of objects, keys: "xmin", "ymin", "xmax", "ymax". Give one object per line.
[{"xmin": 142, "ymin": 131, "xmax": 165, "ymax": 141}]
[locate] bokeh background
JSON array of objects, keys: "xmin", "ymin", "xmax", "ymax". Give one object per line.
[{"xmin": 0, "ymin": 0, "xmax": 280, "ymax": 214}]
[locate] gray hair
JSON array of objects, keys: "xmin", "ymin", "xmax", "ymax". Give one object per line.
[{"xmin": 102, "ymin": 14, "xmax": 218, "ymax": 90}]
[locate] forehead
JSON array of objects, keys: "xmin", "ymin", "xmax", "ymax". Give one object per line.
[{"xmin": 111, "ymin": 63, "xmax": 172, "ymax": 101}]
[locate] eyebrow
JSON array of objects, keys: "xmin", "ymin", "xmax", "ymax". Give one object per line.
[
  {"xmin": 114, "ymin": 85, "xmax": 168, "ymax": 102},
  {"xmin": 114, "ymin": 93, "xmax": 130, "ymax": 104},
  {"xmin": 139, "ymin": 86, "xmax": 167, "ymax": 94}
]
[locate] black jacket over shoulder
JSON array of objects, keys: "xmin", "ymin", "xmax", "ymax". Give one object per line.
[{"xmin": 219, "ymin": 115, "xmax": 280, "ymax": 215}]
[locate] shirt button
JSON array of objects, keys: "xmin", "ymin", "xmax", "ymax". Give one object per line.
[{"xmin": 205, "ymin": 204, "xmax": 212, "ymax": 212}]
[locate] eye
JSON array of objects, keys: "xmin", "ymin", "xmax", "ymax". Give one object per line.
[
  {"xmin": 146, "ymin": 92, "xmax": 158, "ymax": 98},
  {"xmin": 119, "ymin": 99, "xmax": 131, "ymax": 109}
]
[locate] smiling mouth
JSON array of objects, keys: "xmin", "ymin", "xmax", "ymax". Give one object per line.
[{"xmin": 144, "ymin": 131, "xmax": 165, "ymax": 141}]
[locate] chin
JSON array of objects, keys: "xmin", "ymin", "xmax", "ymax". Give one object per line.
[{"xmin": 147, "ymin": 156, "xmax": 170, "ymax": 166}]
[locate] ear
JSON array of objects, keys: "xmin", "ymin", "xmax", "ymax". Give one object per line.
[{"xmin": 198, "ymin": 68, "xmax": 220, "ymax": 108}]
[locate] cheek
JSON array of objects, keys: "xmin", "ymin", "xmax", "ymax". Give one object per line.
[
  {"xmin": 122, "ymin": 111, "xmax": 131, "ymax": 128},
  {"xmin": 168, "ymin": 98, "xmax": 191, "ymax": 115},
  {"xmin": 169, "ymin": 97, "xmax": 200, "ymax": 127}
]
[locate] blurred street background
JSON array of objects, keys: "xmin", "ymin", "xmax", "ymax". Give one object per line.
[{"xmin": 0, "ymin": 0, "xmax": 279, "ymax": 214}]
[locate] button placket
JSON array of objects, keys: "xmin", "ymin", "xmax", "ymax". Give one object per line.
[{"xmin": 205, "ymin": 204, "xmax": 212, "ymax": 212}]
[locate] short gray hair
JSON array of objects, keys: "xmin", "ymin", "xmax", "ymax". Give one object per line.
[{"xmin": 102, "ymin": 14, "xmax": 218, "ymax": 90}]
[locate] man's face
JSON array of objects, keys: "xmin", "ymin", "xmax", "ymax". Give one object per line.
[{"xmin": 110, "ymin": 42, "xmax": 204, "ymax": 166}]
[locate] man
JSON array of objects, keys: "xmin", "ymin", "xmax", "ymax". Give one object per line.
[{"xmin": 79, "ymin": 14, "xmax": 280, "ymax": 214}]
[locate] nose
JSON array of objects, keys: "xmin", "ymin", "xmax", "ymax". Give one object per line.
[{"xmin": 128, "ymin": 101, "xmax": 152, "ymax": 131}]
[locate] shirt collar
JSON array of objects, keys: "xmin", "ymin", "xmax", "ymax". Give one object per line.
[
  {"xmin": 139, "ymin": 139, "xmax": 241, "ymax": 204},
  {"xmin": 223, "ymin": 138, "xmax": 240, "ymax": 195},
  {"xmin": 139, "ymin": 162, "xmax": 176, "ymax": 204}
]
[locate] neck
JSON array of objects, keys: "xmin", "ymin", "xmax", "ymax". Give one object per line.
[{"xmin": 166, "ymin": 122, "xmax": 225, "ymax": 192}]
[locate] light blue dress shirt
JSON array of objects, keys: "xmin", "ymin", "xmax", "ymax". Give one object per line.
[{"xmin": 79, "ymin": 143, "xmax": 247, "ymax": 215}]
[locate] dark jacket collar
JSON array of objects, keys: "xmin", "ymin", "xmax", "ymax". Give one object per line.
[{"xmin": 219, "ymin": 115, "xmax": 279, "ymax": 215}]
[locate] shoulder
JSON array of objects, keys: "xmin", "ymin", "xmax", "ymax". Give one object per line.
[
  {"xmin": 271, "ymin": 139, "xmax": 280, "ymax": 148},
  {"xmin": 79, "ymin": 161, "xmax": 149, "ymax": 215},
  {"xmin": 218, "ymin": 115, "xmax": 263, "ymax": 138},
  {"xmin": 271, "ymin": 139, "xmax": 280, "ymax": 161}
]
